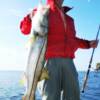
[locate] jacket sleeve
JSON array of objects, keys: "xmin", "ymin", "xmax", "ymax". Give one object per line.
[
  {"xmin": 20, "ymin": 9, "xmax": 37, "ymax": 35},
  {"xmin": 20, "ymin": 14, "xmax": 32, "ymax": 35},
  {"xmin": 75, "ymin": 37, "xmax": 90, "ymax": 49}
]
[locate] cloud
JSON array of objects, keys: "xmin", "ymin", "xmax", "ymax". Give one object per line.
[
  {"xmin": 0, "ymin": 46, "xmax": 28, "ymax": 71},
  {"xmin": 9, "ymin": 9, "xmax": 23, "ymax": 18}
]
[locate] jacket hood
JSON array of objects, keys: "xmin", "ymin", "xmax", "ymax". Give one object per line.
[{"xmin": 47, "ymin": 0, "xmax": 72, "ymax": 13}]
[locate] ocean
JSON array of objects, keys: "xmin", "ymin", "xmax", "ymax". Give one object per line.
[{"xmin": 0, "ymin": 71, "xmax": 100, "ymax": 100}]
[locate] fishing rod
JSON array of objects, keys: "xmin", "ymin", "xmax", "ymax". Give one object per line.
[{"xmin": 81, "ymin": 25, "xmax": 100, "ymax": 93}]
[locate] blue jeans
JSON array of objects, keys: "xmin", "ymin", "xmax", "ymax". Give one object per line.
[{"xmin": 42, "ymin": 58, "xmax": 80, "ymax": 100}]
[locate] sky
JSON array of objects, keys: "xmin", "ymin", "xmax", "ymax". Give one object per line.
[{"xmin": 0, "ymin": 0, "xmax": 100, "ymax": 71}]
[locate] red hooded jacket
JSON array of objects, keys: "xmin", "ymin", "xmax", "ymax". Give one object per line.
[{"xmin": 20, "ymin": 0, "xmax": 90, "ymax": 59}]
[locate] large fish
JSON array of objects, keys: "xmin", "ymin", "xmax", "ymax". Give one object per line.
[{"xmin": 22, "ymin": 2, "xmax": 50, "ymax": 100}]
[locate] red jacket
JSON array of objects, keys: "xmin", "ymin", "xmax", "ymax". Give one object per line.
[{"xmin": 20, "ymin": 0, "xmax": 90, "ymax": 59}]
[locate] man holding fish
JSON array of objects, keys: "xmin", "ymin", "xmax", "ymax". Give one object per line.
[{"xmin": 20, "ymin": 0, "xmax": 98, "ymax": 100}]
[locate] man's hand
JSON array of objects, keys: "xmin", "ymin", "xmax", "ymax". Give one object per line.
[{"xmin": 89, "ymin": 40, "xmax": 99, "ymax": 48}]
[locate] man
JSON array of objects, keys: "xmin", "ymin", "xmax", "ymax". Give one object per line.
[{"xmin": 20, "ymin": 0, "xmax": 98, "ymax": 100}]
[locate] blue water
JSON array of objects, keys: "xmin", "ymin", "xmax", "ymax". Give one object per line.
[{"xmin": 0, "ymin": 71, "xmax": 100, "ymax": 100}]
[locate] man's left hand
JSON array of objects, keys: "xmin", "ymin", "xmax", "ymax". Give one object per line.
[{"xmin": 89, "ymin": 40, "xmax": 99, "ymax": 48}]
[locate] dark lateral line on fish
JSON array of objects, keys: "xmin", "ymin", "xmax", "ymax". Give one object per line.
[
  {"xmin": 40, "ymin": 24, "xmax": 48, "ymax": 29},
  {"xmin": 35, "ymin": 33, "xmax": 47, "ymax": 37}
]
